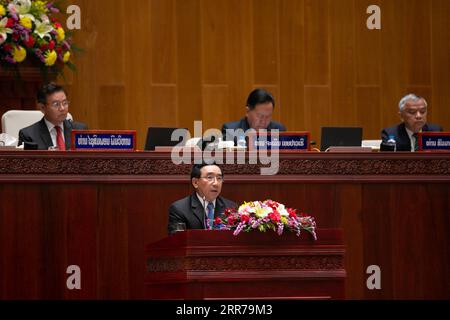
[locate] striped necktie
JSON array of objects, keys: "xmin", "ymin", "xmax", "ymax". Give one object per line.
[{"xmin": 207, "ymin": 202, "xmax": 214, "ymax": 228}]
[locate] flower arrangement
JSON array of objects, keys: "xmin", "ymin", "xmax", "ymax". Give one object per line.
[
  {"xmin": 214, "ymin": 200, "xmax": 317, "ymax": 239},
  {"xmin": 0, "ymin": 0, "xmax": 75, "ymax": 76}
]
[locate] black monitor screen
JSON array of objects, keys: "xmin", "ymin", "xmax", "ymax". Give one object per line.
[
  {"xmin": 320, "ymin": 127, "xmax": 363, "ymax": 151},
  {"xmin": 144, "ymin": 127, "xmax": 186, "ymax": 150}
]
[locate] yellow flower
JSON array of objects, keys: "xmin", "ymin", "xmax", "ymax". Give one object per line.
[
  {"xmin": 20, "ymin": 16, "xmax": 32, "ymax": 29},
  {"xmin": 63, "ymin": 51, "xmax": 70, "ymax": 63},
  {"xmin": 0, "ymin": 5, "xmax": 6, "ymax": 16},
  {"xmin": 44, "ymin": 50, "xmax": 57, "ymax": 66},
  {"xmin": 12, "ymin": 46, "xmax": 27, "ymax": 63},
  {"xmin": 56, "ymin": 27, "xmax": 65, "ymax": 42}
]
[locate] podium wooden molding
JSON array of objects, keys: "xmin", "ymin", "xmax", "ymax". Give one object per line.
[{"xmin": 145, "ymin": 229, "xmax": 346, "ymax": 300}]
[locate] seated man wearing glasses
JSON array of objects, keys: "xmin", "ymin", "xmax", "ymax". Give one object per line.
[
  {"xmin": 18, "ymin": 83, "xmax": 87, "ymax": 150},
  {"xmin": 167, "ymin": 163, "xmax": 237, "ymax": 235}
]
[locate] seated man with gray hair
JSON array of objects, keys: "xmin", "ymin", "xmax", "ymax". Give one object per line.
[{"xmin": 381, "ymin": 94, "xmax": 443, "ymax": 151}]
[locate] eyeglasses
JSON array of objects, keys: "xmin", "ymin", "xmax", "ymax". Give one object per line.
[
  {"xmin": 49, "ymin": 100, "xmax": 70, "ymax": 109},
  {"xmin": 200, "ymin": 175, "xmax": 224, "ymax": 183}
]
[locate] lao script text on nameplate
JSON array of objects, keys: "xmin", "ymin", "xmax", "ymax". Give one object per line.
[
  {"xmin": 248, "ymin": 131, "xmax": 310, "ymax": 152},
  {"xmin": 71, "ymin": 130, "xmax": 137, "ymax": 151},
  {"xmin": 419, "ymin": 132, "xmax": 450, "ymax": 152}
]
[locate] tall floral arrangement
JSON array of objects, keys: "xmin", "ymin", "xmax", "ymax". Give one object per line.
[
  {"xmin": 0, "ymin": 0, "xmax": 75, "ymax": 76},
  {"xmin": 214, "ymin": 200, "xmax": 317, "ymax": 239}
]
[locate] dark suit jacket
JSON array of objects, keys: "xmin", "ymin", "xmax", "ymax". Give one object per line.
[
  {"xmin": 221, "ymin": 117, "xmax": 286, "ymax": 142},
  {"xmin": 18, "ymin": 117, "xmax": 88, "ymax": 150},
  {"xmin": 168, "ymin": 193, "xmax": 237, "ymax": 235},
  {"xmin": 381, "ymin": 123, "xmax": 443, "ymax": 151},
  {"xmin": 222, "ymin": 117, "xmax": 286, "ymax": 133}
]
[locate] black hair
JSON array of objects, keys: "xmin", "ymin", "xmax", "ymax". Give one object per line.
[
  {"xmin": 190, "ymin": 163, "xmax": 223, "ymax": 180},
  {"xmin": 246, "ymin": 88, "xmax": 275, "ymax": 110},
  {"xmin": 37, "ymin": 83, "xmax": 66, "ymax": 105}
]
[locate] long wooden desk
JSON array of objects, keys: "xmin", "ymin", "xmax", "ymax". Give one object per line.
[{"xmin": 1, "ymin": 151, "xmax": 449, "ymax": 299}]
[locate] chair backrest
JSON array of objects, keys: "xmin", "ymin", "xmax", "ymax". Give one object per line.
[{"xmin": 1, "ymin": 110, "xmax": 73, "ymax": 140}]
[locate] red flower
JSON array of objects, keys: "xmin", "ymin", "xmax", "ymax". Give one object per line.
[
  {"xmin": 268, "ymin": 211, "xmax": 281, "ymax": 223},
  {"xmin": 288, "ymin": 208, "xmax": 297, "ymax": 218},
  {"xmin": 12, "ymin": 32, "xmax": 19, "ymax": 41},
  {"xmin": 56, "ymin": 47, "xmax": 63, "ymax": 54},
  {"xmin": 3, "ymin": 44, "xmax": 13, "ymax": 52},
  {"xmin": 54, "ymin": 22, "xmax": 62, "ymax": 28},
  {"xmin": 227, "ymin": 217, "xmax": 236, "ymax": 226},
  {"xmin": 240, "ymin": 215, "xmax": 250, "ymax": 223},
  {"xmin": 24, "ymin": 36, "xmax": 35, "ymax": 48},
  {"xmin": 214, "ymin": 217, "xmax": 222, "ymax": 225},
  {"xmin": 40, "ymin": 43, "xmax": 48, "ymax": 51},
  {"xmin": 48, "ymin": 40, "xmax": 55, "ymax": 50},
  {"xmin": 6, "ymin": 18, "xmax": 14, "ymax": 28}
]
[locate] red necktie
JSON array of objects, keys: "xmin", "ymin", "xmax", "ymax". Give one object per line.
[{"xmin": 55, "ymin": 126, "xmax": 66, "ymax": 150}]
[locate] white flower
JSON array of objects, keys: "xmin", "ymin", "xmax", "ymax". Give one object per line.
[
  {"xmin": 14, "ymin": 0, "xmax": 35, "ymax": 21},
  {"xmin": 34, "ymin": 18, "xmax": 53, "ymax": 39},
  {"xmin": 0, "ymin": 17, "xmax": 13, "ymax": 45},
  {"xmin": 277, "ymin": 204, "xmax": 289, "ymax": 216}
]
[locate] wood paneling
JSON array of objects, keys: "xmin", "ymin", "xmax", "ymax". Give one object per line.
[{"xmin": 3, "ymin": 0, "xmax": 450, "ymax": 149}]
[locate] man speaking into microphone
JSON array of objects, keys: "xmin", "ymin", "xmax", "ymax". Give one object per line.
[
  {"xmin": 167, "ymin": 163, "xmax": 236, "ymax": 235},
  {"xmin": 18, "ymin": 82, "xmax": 87, "ymax": 150}
]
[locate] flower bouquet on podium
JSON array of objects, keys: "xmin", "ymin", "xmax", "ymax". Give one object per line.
[{"xmin": 214, "ymin": 199, "xmax": 317, "ymax": 239}]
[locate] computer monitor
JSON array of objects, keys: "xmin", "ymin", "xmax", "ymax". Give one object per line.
[
  {"xmin": 320, "ymin": 127, "xmax": 363, "ymax": 151},
  {"xmin": 144, "ymin": 127, "xmax": 187, "ymax": 151}
]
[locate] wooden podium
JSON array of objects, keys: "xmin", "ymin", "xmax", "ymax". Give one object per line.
[{"xmin": 145, "ymin": 229, "xmax": 345, "ymax": 300}]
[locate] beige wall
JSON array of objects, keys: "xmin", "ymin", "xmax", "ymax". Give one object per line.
[{"xmin": 62, "ymin": 0, "xmax": 450, "ymax": 148}]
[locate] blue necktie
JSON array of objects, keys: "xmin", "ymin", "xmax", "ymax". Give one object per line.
[{"xmin": 207, "ymin": 202, "xmax": 214, "ymax": 228}]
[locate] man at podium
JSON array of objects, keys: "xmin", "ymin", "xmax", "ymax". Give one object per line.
[{"xmin": 167, "ymin": 163, "xmax": 236, "ymax": 235}]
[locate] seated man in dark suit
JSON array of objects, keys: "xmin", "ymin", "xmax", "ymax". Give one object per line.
[
  {"xmin": 168, "ymin": 163, "xmax": 236, "ymax": 235},
  {"xmin": 18, "ymin": 83, "xmax": 87, "ymax": 150},
  {"xmin": 221, "ymin": 88, "xmax": 286, "ymax": 143},
  {"xmin": 381, "ymin": 94, "xmax": 443, "ymax": 151}
]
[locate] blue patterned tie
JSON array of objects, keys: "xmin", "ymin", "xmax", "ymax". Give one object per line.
[{"xmin": 207, "ymin": 202, "xmax": 214, "ymax": 228}]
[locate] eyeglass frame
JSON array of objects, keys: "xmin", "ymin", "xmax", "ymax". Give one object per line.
[
  {"xmin": 48, "ymin": 100, "xmax": 70, "ymax": 109},
  {"xmin": 200, "ymin": 175, "xmax": 224, "ymax": 183}
]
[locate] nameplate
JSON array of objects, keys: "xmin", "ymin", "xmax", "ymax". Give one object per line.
[
  {"xmin": 419, "ymin": 132, "xmax": 450, "ymax": 151},
  {"xmin": 248, "ymin": 131, "xmax": 310, "ymax": 152},
  {"xmin": 71, "ymin": 130, "xmax": 137, "ymax": 151}
]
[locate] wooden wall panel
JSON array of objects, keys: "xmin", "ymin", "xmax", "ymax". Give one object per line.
[
  {"xmin": 151, "ymin": 0, "xmax": 176, "ymax": 84},
  {"xmin": 201, "ymin": 0, "xmax": 228, "ymax": 85},
  {"xmin": 176, "ymin": 0, "xmax": 202, "ymax": 134},
  {"xmin": 304, "ymin": 0, "xmax": 329, "ymax": 86},
  {"xmin": 355, "ymin": 0, "xmax": 381, "ymax": 86},
  {"xmin": 253, "ymin": 0, "xmax": 279, "ymax": 85},
  {"xmin": 4, "ymin": 0, "xmax": 450, "ymax": 148},
  {"xmin": 202, "ymin": 85, "xmax": 230, "ymax": 130},
  {"xmin": 431, "ymin": 0, "xmax": 450, "ymax": 129},
  {"xmin": 330, "ymin": 0, "xmax": 356, "ymax": 126},
  {"xmin": 279, "ymin": 0, "xmax": 305, "ymax": 131}
]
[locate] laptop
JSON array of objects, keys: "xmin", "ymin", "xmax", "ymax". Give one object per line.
[
  {"xmin": 144, "ymin": 127, "xmax": 187, "ymax": 150},
  {"xmin": 320, "ymin": 127, "xmax": 363, "ymax": 151}
]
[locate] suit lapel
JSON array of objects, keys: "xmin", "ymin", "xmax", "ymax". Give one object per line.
[
  {"xmin": 190, "ymin": 193, "xmax": 206, "ymax": 228},
  {"xmin": 38, "ymin": 118, "xmax": 53, "ymax": 149},
  {"xmin": 215, "ymin": 197, "xmax": 227, "ymax": 217}
]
